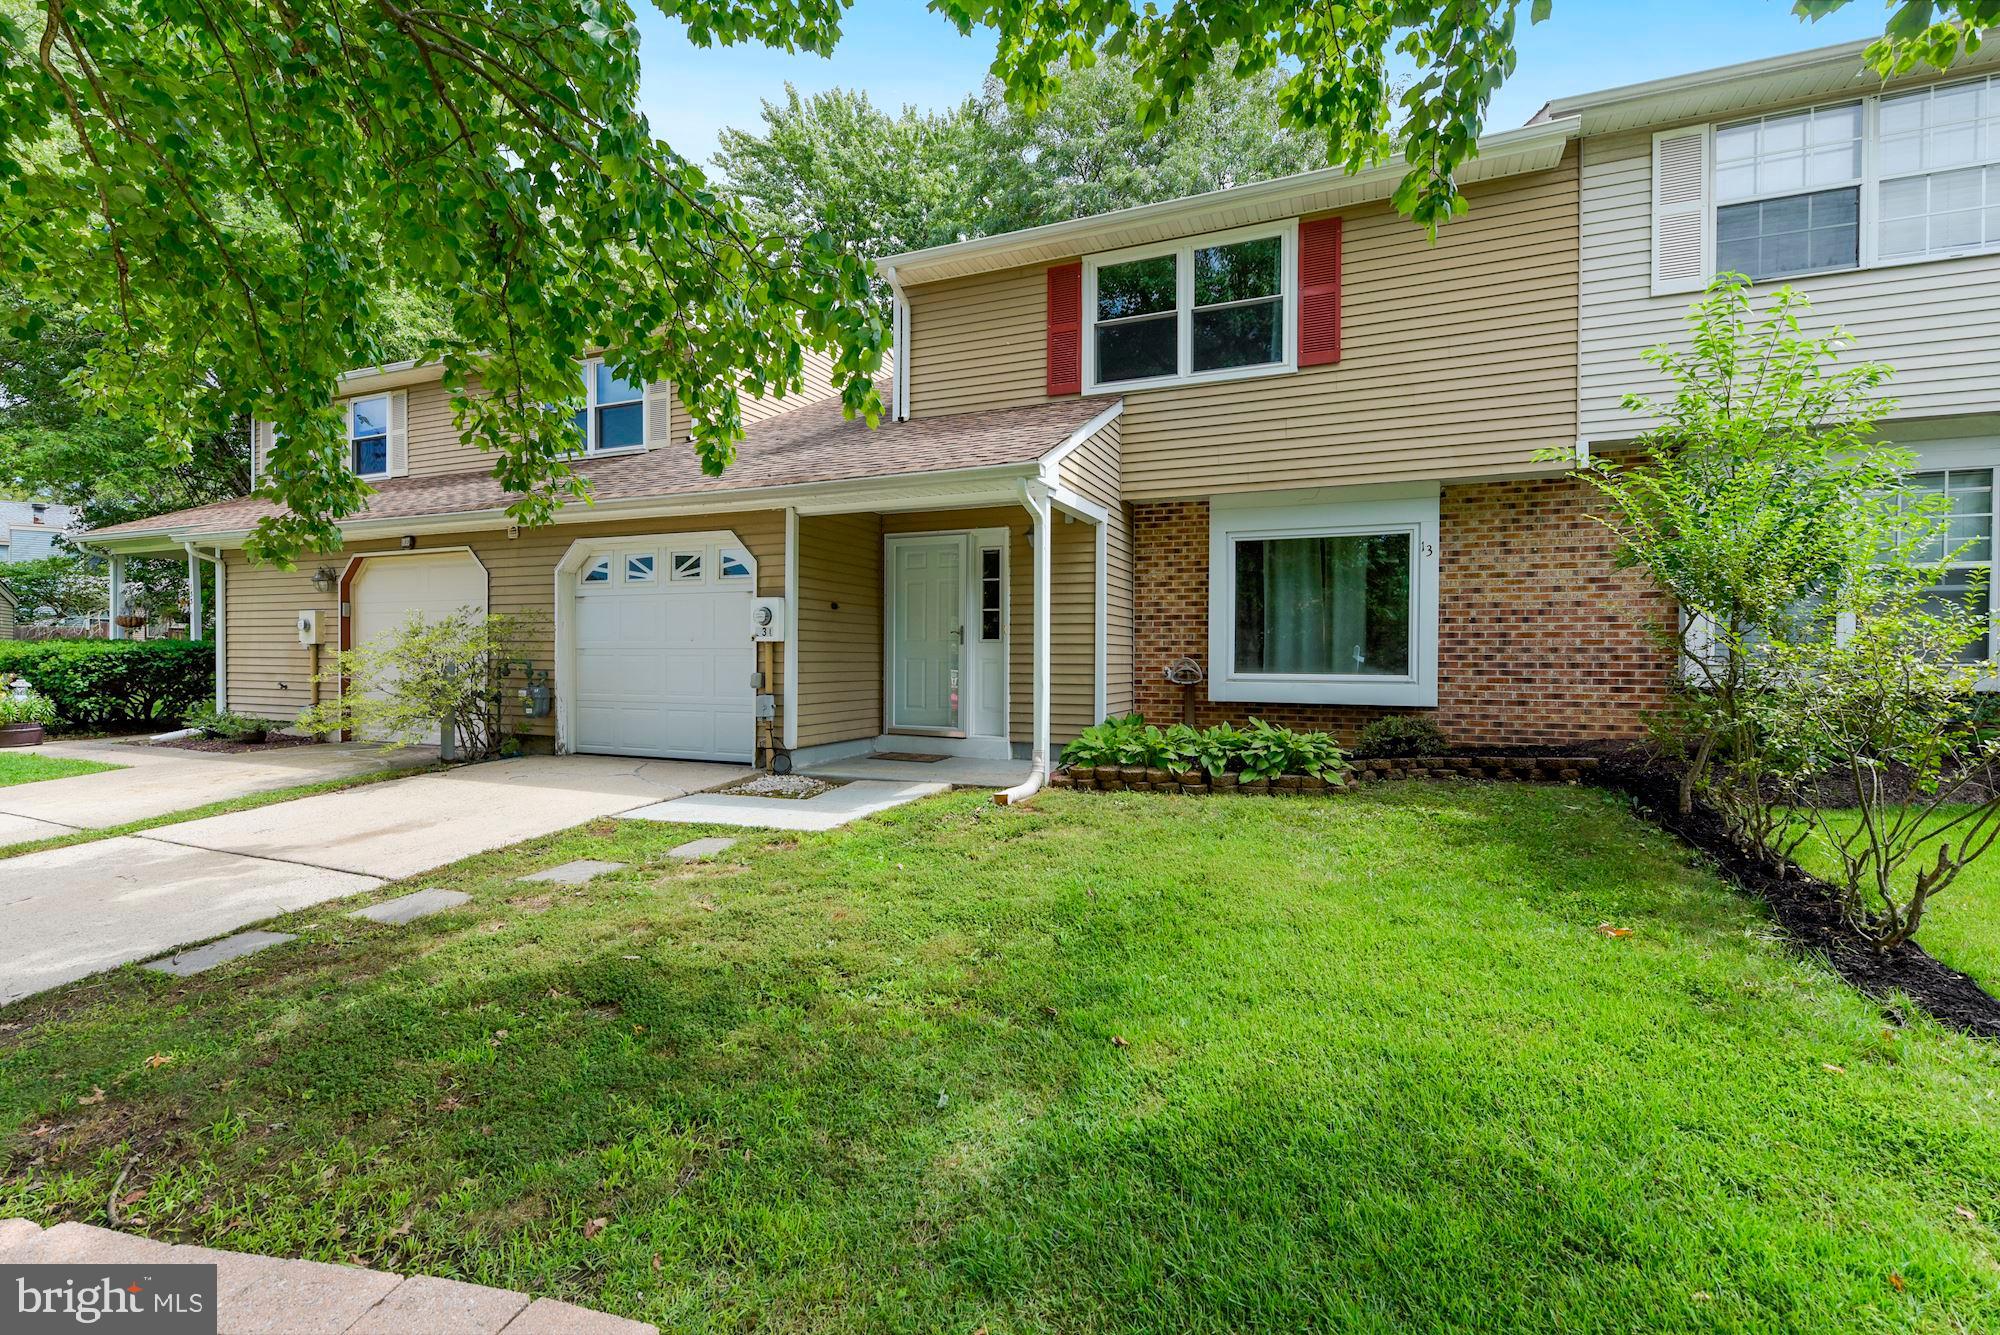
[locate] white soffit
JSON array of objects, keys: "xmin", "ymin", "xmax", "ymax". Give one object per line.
[
  {"xmin": 880, "ymin": 119, "xmax": 1578, "ymax": 287},
  {"xmin": 1538, "ymin": 36, "xmax": 2000, "ymax": 136}
]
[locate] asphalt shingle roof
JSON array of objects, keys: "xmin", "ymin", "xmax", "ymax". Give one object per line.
[{"xmin": 91, "ymin": 389, "xmax": 1117, "ymax": 540}]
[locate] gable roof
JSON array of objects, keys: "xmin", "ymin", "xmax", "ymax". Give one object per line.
[{"xmin": 85, "ymin": 387, "xmax": 1119, "ymax": 549}]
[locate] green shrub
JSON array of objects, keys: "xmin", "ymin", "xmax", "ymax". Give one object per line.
[
  {"xmin": 0, "ymin": 640, "xmax": 214, "ymax": 731},
  {"xmin": 184, "ymin": 701, "xmax": 269, "ymax": 742},
  {"xmin": 1237, "ymin": 717, "xmax": 1347, "ymax": 781},
  {"xmin": 1353, "ymin": 714, "xmax": 1449, "ymax": 759},
  {"xmin": 1063, "ymin": 715, "xmax": 1345, "ymax": 780},
  {"xmin": 0, "ymin": 690, "xmax": 59, "ymax": 728}
]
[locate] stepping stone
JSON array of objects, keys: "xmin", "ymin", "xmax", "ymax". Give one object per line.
[
  {"xmin": 348, "ymin": 888, "xmax": 471, "ymax": 925},
  {"xmin": 518, "ymin": 859, "xmax": 627, "ymax": 885},
  {"xmin": 668, "ymin": 837, "xmax": 737, "ymax": 860},
  {"xmin": 144, "ymin": 930, "xmax": 297, "ymax": 977}
]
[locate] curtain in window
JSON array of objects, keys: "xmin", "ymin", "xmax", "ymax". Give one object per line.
[{"xmin": 1234, "ymin": 534, "xmax": 1411, "ymax": 676}]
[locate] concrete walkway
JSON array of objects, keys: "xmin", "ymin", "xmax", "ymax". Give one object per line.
[
  {"xmin": 0, "ymin": 738, "xmax": 431, "ymax": 844},
  {"xmin": 0, "ymin": 755, "xmax": 745, "ymax": 1005},
  {"xmin": 623, "ymin": 779, "xmax": 949, "ymax": 831},
  {"xmin": 0, "ymin": 1219, "xmax": 654, "ymax": 1333}
]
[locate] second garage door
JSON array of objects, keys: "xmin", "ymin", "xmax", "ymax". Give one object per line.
[
  {"xmin": 349, "ymin": 551, "xmax": 489, "ymax": 745},
  {"xmin": 570, "ymin": 537, "xmax": 756, "ymax": 762}
]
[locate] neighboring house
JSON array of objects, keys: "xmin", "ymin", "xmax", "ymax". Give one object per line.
[
  {"xmin": 0, "ymin": 499, "xmax": 77, "ymax": 563},
  {"xmin": 80, "ymin": 38, "xmax": 2000, "ymax": 776},
  {"xmin": 0, "ymin": 581, "xmax": 16, "ymax": 639}
]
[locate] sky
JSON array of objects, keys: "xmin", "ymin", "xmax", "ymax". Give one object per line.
[{"xmin": 635, "ymin": 0, "xmax": 1895, "ymax": 168}]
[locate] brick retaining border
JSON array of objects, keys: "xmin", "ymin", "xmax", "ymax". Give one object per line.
[{"xmin": 1050, "ymin": 755, "xmax": 1601, "ymax": 794}]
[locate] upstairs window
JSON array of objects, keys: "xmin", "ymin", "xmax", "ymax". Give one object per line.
[
  {"xmin": 1877, "ymin": 77, "xmax": 2000, "ymax": 261},
  {"xmin": 574, "ymin": 359, "xmax": 646, "ymax": 454},
  {"xmin": 1084, "ymin": 224, "xmax": 1293, "ymax": 392},
  {"xmin": 1714, "ymin": 103, "xmax": 1862, "ymax": 281},
  {"xmin": 349, "ymin": 394, "xmax": 391, "ymax": 478}
]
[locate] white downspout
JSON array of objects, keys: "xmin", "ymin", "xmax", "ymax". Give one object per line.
[
  {"xmin": 886, "ymin": 266, "xmax": 910, "ymax": 422},
  {"xmin": 997, "ymin": 480, "xmax": 1052, "ymax": 806},
  {"xmin": 106, "ymin": 553, "xmax": 126, "ymax": 640},
  {"xmin": 1093, "ymin": 519, "xmax": 1108, "ymax": 724}
]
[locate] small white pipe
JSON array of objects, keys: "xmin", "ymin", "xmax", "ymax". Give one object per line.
[{"xmin": 996, "ymin": 481, "xmax": 1052, "ymax": 807}]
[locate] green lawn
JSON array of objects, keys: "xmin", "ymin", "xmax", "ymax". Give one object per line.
[
  {"xmin": 0, "ymin": 750, "xmax": 121, "ymax": 787},
  {"xmin": 1795, "ymin": 808, "xmax": 2000, "ymax": 996},
  {"xmin": 4, "ymin": 785, "xmax": 1999, "ymax": 1332}
]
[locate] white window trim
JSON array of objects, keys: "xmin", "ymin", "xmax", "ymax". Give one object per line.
[
  {"xmin": 1703, "ymin": 73, "xmax": 2000, "ymax": 287},
  {"xmin": 578, "ymin": 356, "xmax": 648, "ymax": 458},
  {"xmin": 1082, "ymin": 220, "xmax": 1297, "ymax": 395},
  {"xmin": 347, "ymin": 394, "xmax": 392, "ymax": 481},
  {"xmin": 1207, "ymin": 486, "xmax": 1440, "ymax": 708}
]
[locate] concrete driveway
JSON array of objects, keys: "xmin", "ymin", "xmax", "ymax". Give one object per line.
[
  {"xmin": 0, "ymin": 754, "xmax": 745, "ymax": 1005},
  {"xmin": 0, "ymin": 738, "xmax": 430, "ymax": 843}
]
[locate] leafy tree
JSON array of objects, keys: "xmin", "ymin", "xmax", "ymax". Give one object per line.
[
  {"xmin": 715, "ymin": 54, "xmax": 1331, "ymax": 314},
  {"xmin": 2, "ymin": 553, "xmax": 102, "ymax": 621},
  {"xmin": 0, "ymin": 0, "xmax": 1980, "ymax": 563}
]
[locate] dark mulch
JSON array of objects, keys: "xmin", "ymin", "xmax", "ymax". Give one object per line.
[
  {"xmin": 152, "ymin": 734, "xmax": 320, "ymax": 754},
  {"xmin": 1588, "ymin": 750, "xmax": 2000, "ymax": 1040}
]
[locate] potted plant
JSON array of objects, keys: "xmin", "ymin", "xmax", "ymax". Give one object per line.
[{"xmin": 0, "ymin": 690, "xmax": 59, "ymax": 746}]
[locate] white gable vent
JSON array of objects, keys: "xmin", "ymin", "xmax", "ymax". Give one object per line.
[{"xmin": 1651, "ymin": 125, "xmax": 1711, "ymax": 296}]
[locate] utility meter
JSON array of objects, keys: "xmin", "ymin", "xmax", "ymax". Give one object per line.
[
  {"xmin": 297, "ymin": 610, "xmax": 320, "ymax": 646},
  {"xmin": 750, "ymin": 597, "xmax": 786, "ymax": 642}
]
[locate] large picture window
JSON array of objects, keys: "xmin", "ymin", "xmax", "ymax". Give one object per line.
[
  {"xmin": 1209, "ymin": 490, "xmax": 1439, "ymax": 707},
  {"xmin": 1876, "ymin": 79, "xmax": 2000, "ymax": 261},
  {"xmin": 1714, "ymin": 103, "xmax": 1862, "ymax": 281},
  {"xmin": 1085, "ymin": 224, "xmax": 1293, "ymax": 391}
]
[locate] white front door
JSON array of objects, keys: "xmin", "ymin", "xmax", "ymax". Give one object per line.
[{"xmin": 888, "ymin": 536, "xmax": 965, "ymax": 733}]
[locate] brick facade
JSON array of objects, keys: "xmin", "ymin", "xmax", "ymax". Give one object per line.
[{"xmin": 1129, "ymin": 479, "xmax": 1674, "ymax": 746}]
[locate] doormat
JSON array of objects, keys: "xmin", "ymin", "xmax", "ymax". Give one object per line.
[{"xmin": 871, "ymin": 751, "xmax": 950, "ymax": 763}]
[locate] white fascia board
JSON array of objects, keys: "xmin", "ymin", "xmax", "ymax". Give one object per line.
[
  {"xmin": 877, "ymin": 118, "xmax": 1579, "ymax": 285},
  {"xmin": 1037, "ymin": 399, "xmax": 1125, "ymax": 476}
]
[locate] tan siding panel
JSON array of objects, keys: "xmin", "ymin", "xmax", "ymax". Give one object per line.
[
  {"xmin": 906, "ymin": 149, "xmax": 1582, "ymax": 498},
  {"xmin": 795, "ymin": 512, "xmax": 883, "ymax": 748}
]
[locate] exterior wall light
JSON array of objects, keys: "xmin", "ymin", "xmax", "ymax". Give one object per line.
[{"xmin": 309, "ymin": 566, "xmax": 338, "ymax": 595}]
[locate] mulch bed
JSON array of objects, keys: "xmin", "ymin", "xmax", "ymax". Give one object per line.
[
  {"xmin": 1588, "ymin": 750, "xmax": 2000, "ymax": 1040},
  {"xmin": 151, "ymin": 734, "xmax": 320, "ymax": 754}
]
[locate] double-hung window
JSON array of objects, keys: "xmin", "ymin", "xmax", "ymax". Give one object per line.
[
  {"xmin": 1714, "ymin": 103, "xmax": 1863, "ymax": 282},
  {"xmin": 573, "ymin": 360, "xmax": 646, "ymax": 454},
  {"xmin": 1085, "ymin": 224, "xmax": 1293, "ymax": 392},
  {"xmin": 1209, "ymin": 490, "xmax": 1440, "ymax": 707},
  {"xmin": 1905, "ymin": 468, "xmax": 1995, "ymax": 664},
  {"xmin": 1875, "ymin": 78, "xmax": 2000, "ymax": 261},
  {"xmin": 349, "ymin": 394, "xmax": 391, "ymax": 478}
]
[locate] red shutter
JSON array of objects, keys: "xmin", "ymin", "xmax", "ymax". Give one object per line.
[
  {"xmin": 1297, "ymin": 217, "xmax": 1342, "ymax": 367},
  {"xmin": 1046, "ymin": 261, "xmax": 1082, "ymax": 396}
]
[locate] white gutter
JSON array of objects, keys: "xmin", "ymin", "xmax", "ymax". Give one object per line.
[{"xmin": 996, "ymin": 479, "xmax": 1053, "ymax": 807}]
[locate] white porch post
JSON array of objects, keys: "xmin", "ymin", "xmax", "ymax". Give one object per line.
[
  {"xmin": 1027, "ymin": 483, "xmax": 1052, "ymax": 779},
  {"xmin": 106, "ymin": 553, "xmax": 126, "ymax": 640},
  {"xmin": 186, "ymin": 546, "xmax": 204, "ymax": 639},
  {"xmin": 783, "ymin": 506, "xmax": 799, "ymax": 752},
  {"xmin": 1093, "ymin": 520, "xmax": 1108, "ymax": 724},
  {"xmin": 213, "ymin": 551, "xmax": 227, "ymax": 709}
]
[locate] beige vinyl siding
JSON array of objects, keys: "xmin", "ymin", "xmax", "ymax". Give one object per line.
[
  {"xmin": 905, "ymin": 149, "xmax": 1581, "ymax": 498},
  {"xmin": 223, "ymin": 510, "xmax": 786, "ymax": 740},
  {"xmin": 1581, "ymin": 115, "xmax": 2000, "ymax": 440},
  {"xmin": 1055, "ymin": 416, "xmax": 1132, "ymax": 723},
  {"xmin": 795, "ymin": 512, "xmax": 884, "ymax": 748}
]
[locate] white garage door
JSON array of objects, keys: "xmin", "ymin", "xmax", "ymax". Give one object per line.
[
  {"xmin": 570, "ymin": 539, "xmax": 755, "ymax": 762},
  {"xmin": 349, "ymin": 552, "xmax": 488, "ymax": 745}
]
